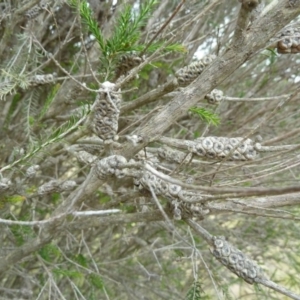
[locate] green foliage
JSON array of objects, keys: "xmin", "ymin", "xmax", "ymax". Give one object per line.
[
  {"xmin": 0, "ymin": 33, "xmax": 37, "ymax": 100},
  {"xmin": 69, "ymin": 0, "xmax": 158, "ymax": 57},
  {"xmin": 3, "ymin": 93, "xmax": 21, "ymax": 128},
  {"xmin": 68, "ymin": 0, "xmax": 183, "ymax": 77},
  {"xmin": 51, "ymin": 192, "xmax": 61, "ymax": 205},
  {"xmin": 220, "ymin": 283, "xmax": 234, "ymax": 300},
  {"xmin": 10, "ymin": 224, "xmax": 35, "ymax": 246},
  {"xmin": 88, "ymin": 273, "xmax": 104, "ymax": 290},
  {"xmin": 186, "ymin": 281, "xmax": 206, "ymax": 300},
  {"xmin": 48, "ymin": 113, "xmax": 83, "ymax": 142},
  {"xmin": 133, "ymin": 41, "xmax": 187, "ymax": 53},
  {"xmin": 69, "ymin": 0, "xmax": 106, "ymax": 52},
  {"xmin": 39, "ymin": 244, "xmax": 61, "ymax": 262},
  {"xmin": 0, "ymin": 194, "xmax": 25, "ymax": 215},
  {"xmin": 73, "ymin": 254, "xmax": 88, "ymax": 268},
  {"xmin": 24, "ymin": 89, "xmax": 41, "ymax": 142},
  {"xmin": 0, "ymin": 70, "xmax": 26, "ymax": 100},
  {"xmin": 189, "ymin": 107, "xmax": 220, "ymax": 126},
  {"xmin": 107, "ymin": 6, "xmax": 139, "ymax": 54},
  {"xmin": 38, "ymin": 84, "xmax": 60, "ymax": 121},
  {"xmin": 2, "ymin": 194, "xmax": 26, "ymax": 204},
  {"xmin": 253, "ymin": 283, "xmax": 267, "ymax": 298},
  {"xmin": 97, "ymin": 191, "xmax": 111, "ymax": 204},
  {"xmin": 1, "ymin": 106, "xmax": 88, "ymax": 172},
  {"xmin": 265, "ymin": 48, "xmax": 278, "ymax": 64},
  {"xmin": 53, "ymin": 268, "xmax": 83, "ymax": 279},
  {"xmin": 108, "ymin": 0, "xmax": 157, "ymax": 54}
]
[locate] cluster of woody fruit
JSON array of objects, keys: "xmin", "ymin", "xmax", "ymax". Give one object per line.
[{"xmin": 274, "ymin": 27, "xmax": 300, "ymax": 54}]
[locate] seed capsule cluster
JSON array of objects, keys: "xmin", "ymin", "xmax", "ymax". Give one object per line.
[
  {"xmin": 96, "ymin": 155, "xmax": 127, "ymax": 179},
  {"xmin": 189, "ymin": 137, "xmax": 258, "ymax": 161},
  {"xmin": 137, "ymin": 170, "xmax": 182, "ymax": 199},
  {"xmin": 29, "ymin": 74, "xmax": 56, "ymax": 86},
  {"xmin": 138, "ymin": 171, "xmax": 202, "ymax": 202},
  {"xmin": 169, "ymin": 200, "xmax": 209, "ymax": 220},
  {"xmin": 26, "ymin": 165, "xmax": 40, "ymax": 178},
  {"xmin": 76, "ymin": 151, "xmax": 98, "ymax": 165},
  {"xmin": 276, "ymin": 28, "xmax": 300, "ymax": 54},
  {"xmin": 136, "ymin": 170, "xmax": 205, "ymax": 219},
  {"xmin": 158, "ymin": 147, "xmax": 192, "ymax": 164},
  {"xmin": 38, "ymin": 180, "xmax": 77, "ymax": 195},
  {"xmin": 92, "ymin": 83, "xmax": 121, "ymax": 142},
  {"xmin": 205, "ymin": 89, "xmax": 224, "ymax": 104},
  {"xmin": 211, "ymin": 236, "xmax": 265, "ymax": 284},
  {"xmin": 25, "ymin": 1, "xmax": 48, "ymax": 19},
  {"xmin": 115, "ymin": 53, "xmax": 142, "ymax": 78},
  {"xmin": 175, "ymin": 55, "xmax": 216, "ymax": 87},
  {"xmin": 0, "ymin": 178, "xmax": 12, "ymax": 191}
]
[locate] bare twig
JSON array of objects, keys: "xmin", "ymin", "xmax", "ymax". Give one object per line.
[{"xmin": 140, "ymin": 0, "xmax": 186, "ymax": 56}]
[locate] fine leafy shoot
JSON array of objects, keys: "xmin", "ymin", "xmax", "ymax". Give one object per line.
[
  {"xmin": 186, "ymin": 281, "xmax": 207, "ymax": 300},
  {"xmin": 68, "ymin": 0, "xmax": 183, "ymax": 77},
  {"xmin": 189, "ymin": 107, "xmax": 220, "ymax": 126},
  {"xmin": 68, "ymin": 0, "xmax": 106, "ymax": 53}
]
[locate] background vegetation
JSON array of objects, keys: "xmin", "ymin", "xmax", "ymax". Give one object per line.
[{"xmin": 1, "ymin": 0, "xmax": 300, "ymax": 299}]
